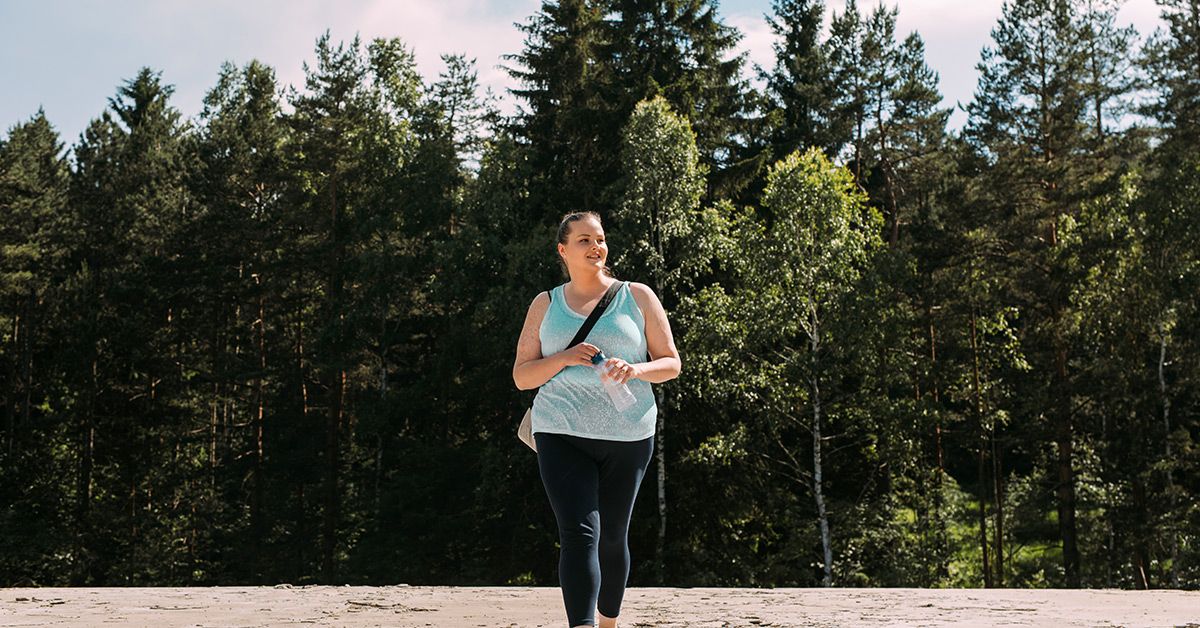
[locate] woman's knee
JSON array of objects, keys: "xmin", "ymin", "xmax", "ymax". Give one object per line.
[
  {"xmin": 597, "ymin": 527, "xmax": 629, "ymax": 558},
  {"xmin": 558, "ymin": 518, "xmax": 599, "ymax": 549}
]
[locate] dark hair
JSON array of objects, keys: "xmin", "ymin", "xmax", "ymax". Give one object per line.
[{"xmin": 556, "ymin": 211, "xmax": 615, "ymax": 278}]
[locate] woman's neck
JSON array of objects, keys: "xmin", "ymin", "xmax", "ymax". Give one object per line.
[{"xmin": 567, "ymin": 270, "xmax": 613, "ymax": 296}]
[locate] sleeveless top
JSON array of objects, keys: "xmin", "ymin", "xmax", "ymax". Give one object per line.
[{"xmin": 531, "ymin": 281, "xmax": 657, "ymax": 441}]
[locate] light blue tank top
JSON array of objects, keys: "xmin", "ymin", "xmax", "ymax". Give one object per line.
[{"xmin": 531, "ymin": 281, "xmax": 657, "ymax": 441}]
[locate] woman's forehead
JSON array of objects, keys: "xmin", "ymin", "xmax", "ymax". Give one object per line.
[{"xmin": 568, "ymin": 217, "xmax": 604, "ymax": 237}]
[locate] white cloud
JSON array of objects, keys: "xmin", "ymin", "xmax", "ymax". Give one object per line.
[
  {"xmin": 0, "ymin": 0, "xmax": 1173, "ymax": 142},
  {"xmin": 723, "ymin": 0, "xmax": 1166, "ymax": 129},
  {"xmin": 332, "ymin": 0, "xmax": 539, "ymax": 114},
  {"xmin": 726, "ymin": 10, "xmax": 779, "ymax": 83},
  {"xmin": 208, "ymin": 0, "xmax": 541, "ymax": 118},
  {"xmin": 1, "ymin": 0, "xmax": 544, "ymax": 142}
]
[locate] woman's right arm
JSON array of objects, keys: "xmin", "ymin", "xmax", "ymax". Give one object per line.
[
  {"xmin": 513, "ymin": 292, "xmax": 602, "ymax": 390},
  {"xmin": 513, "ymin": 292, "xmax": 565, "ymax": 390}
]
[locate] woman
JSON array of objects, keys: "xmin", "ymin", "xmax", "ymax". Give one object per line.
[{"xmin": 513, "ymin": 211, "xmax": 681, "ymax": 628}]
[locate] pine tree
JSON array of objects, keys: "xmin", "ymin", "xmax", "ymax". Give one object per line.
[
  {"xmin": 0, "ymin": 111, "xmax": 71, "ymax": 446},
  {"xmin": 1142, "ymin": 0, "xmax": 1200, "ymax": 150},
  {"xmin": 286, "ymin": 33, "xmax": 429, "ymax": 582},
  {"xmin": 506, "ymin": 0, "xmax": 612, "ymax": 219},
  {"xmin": 288, "ymin": 34, "xmax": 377, "ymax": 583},
  {"xmin": 0, "ymin": 111, "xmax": 74, "ymax": 584},
  {"xmin": 863, "ymin": 16, "xmax": 951, "ymax": 246},
  {"xmin": 1077, "ymin": 0, "xmax": 1138, "ymax": 140},
  {"xmin": 762, "ymin": 0, "xmax": 838, "ymax": 159},
  {"xmin": 109, "ymin": 69, "xmax": 198, "ymax": 582},
  {"xmin": 193, "ymin": 59, "xmax": 291, "ymax": 582},
  {"xmin": 604, "ymin": 0, "xmax": 757, "ymax": 198},
  {"xmin": 507, "ymin": 0, "xmax": 758, "ymax": 213},
  {"xmin": 827, "ymin": 0, "xmax": 867, "ymax": 177},
  {"xmin": 965, "ymin": 0, "xmax": 1087, "ymax": 587},
  {"xmin": 63, "ymin": 67, "xmax": 195, "ymax": 583},
  {"xmin": 428, "ymin": 54, "xmax": 496, "ymax": 171},
  {"xmin": 963, "ymin": 0, "xmax": 1137, "ymax": 587}
]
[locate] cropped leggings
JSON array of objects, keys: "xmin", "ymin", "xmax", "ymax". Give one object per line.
[{"xmin": 534, "ymin": 432, "xmax": 655, "ymax": 627}]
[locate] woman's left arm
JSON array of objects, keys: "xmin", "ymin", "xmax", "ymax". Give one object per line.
[{"xmin": 607, "ymin": 282, "xmax": 681, "ymax": 385}]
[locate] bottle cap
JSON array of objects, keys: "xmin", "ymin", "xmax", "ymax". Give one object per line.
[{"xmin": 591, "ymin": 351, "xmax": 607, "ymax": 365}]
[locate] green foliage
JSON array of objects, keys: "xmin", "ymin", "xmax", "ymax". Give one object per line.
[
  {"xmin": 1141, "ymin": 0, "xmax": 1200, "ymax": 151},
  {"xmin": 612, "ymin": 96, "xmax": 709, "ymax": 297},
  {"xmin": 1, "ymin": 4, "xmax": 1198, "ymax": 592},
  {"xmin": 507, "ymin": 0, "xmax": 756, "ymax": 215},
  {"xmin": 762, "ymin": 0, "xmax": 839, "ymax": 159}
]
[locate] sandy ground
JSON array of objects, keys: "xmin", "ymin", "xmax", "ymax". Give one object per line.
[{"xmin": 2, "ymin": 585, "xmax": 1197, "ymax": 627}]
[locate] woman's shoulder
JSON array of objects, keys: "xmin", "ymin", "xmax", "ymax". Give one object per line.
[
  {"xmin": 526, "ymin": 289, "xmax": 552, "ymax": 314},
  {"xmin": 624, "ymin": 281, "xmax": 657, "ymax": 300},
  {"xmin": 624, "ymin": 281, "xmax": 663, "ymax": 312}
]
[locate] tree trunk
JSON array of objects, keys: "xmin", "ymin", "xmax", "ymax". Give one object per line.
[
  {"xmin": 992, "ymin": 430, "xmax": 1005, "ymax": 587},
  {"xmin": 74, "ymin": 354, "xmax": 98, "ymax": 585},
  {"xmin": 1106, "ymin": 508, "xmax": 1116, "ymax": 588},
  {"xmin": 811, "ymin": 314, "xmax": 833, "ymax": 587},
  {"xmin": 210, "ymin": 384, "xmax": 218, "ymax": 487},
  {"xmin": 652, "ymin": 257, "xmax": 668, "ymax": 584},
  {"xmin": 1085, "ymin": 0, "xmax": 1105, "ymax": 141},
  {"xmin": 1158, "ymin": 331, "xmax": 1179, "ymax": 587},
  {"xmin": 885, "ymin": 161, "xmax": 900, "ymax": 247},
  {"xmin": 854, "ymin": 98, "xmax": 864, "ymax": 183},
  {"xmin": 374, "ymin": 435, "xmax": 384, "ymax": 534},
  {"xmin": 930, "ymin": 313, "xmax": 949, "ymax": 580},
  {"xmin": 23, "ymin": 299, "xmax": 32, "ymax": 433},
  {"xmin": 379, "ymin": 304, "xmax": 389, "ymax": 393},
  {"xmin": 253, "ymin": 283, "xmax": 267, "ymax": 581},
  {"xmin": 655, "ymin": 389, "xmax": 667, "ymax": 584},
  {"xmin": 323, "ymin": 181, "xmax": 345, "ymax": 583},
  {"xmin": 8, "ymin": 298, "xmax": 37, "ymax": 460},
  {"xmin": 1131, "ymin": 476, "xmax": 1151, "ymax": 589},
  {"xmin": 874, "ymin": 96, "xmax": 900, "ymax": 247},
  {"xmin": 977, "ymin": 441, "xmax": 991, "ymax": 588},
  {"xmin": 1054, "ymin": 342, "xmax": 1080, "ymax": 587},
  {"xmin": 324, "ymin": 364, "xmax": 344, "ymax": 583},
  {"xmin": 6, "ymin": 311, "xmax": 19, "ymax": 460},
  {"xmin": 298, "ymin": 314, "xmax": 310, "ymax": 577},
  {"xmin": 971, "ymin": 308, "xmax": 992, "ymax": 587}
]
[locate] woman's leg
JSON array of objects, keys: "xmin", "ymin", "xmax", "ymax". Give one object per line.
[
  {"xmin": 595, "ymin": 435, "xmax": 655, "ymax": 623},
  {"xmin": 535, "ymin": 432, "xmax": 601, "ymax": 627}
]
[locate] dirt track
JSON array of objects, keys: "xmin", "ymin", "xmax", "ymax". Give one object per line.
[{"xmin": 2, "ymin": 585, "xmax": 1198, "ymax": 627}]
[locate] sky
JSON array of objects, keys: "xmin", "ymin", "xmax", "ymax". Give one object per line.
[{"xmin": 0, "ymin": 0, "xmax": 1168, "ymax": 147}]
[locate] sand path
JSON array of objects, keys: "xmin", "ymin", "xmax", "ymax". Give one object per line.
[{"xmin": 2, "ymin": 585, "xmax": 1197, "ymax": 627}]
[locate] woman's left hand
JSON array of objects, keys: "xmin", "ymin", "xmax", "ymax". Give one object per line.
[{"xmin": 603, "ymin": 358, "xmax": 639, "ymax": 385}]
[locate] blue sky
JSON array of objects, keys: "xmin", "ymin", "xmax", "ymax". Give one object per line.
[{"xmin": 1, "ymin": 0, "xmax": 1166, "ymax": 147}]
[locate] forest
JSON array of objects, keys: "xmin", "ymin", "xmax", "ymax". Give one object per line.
[{"xmin": 1, "ymin": 0, "xmax": 1197, "ymax": 589}]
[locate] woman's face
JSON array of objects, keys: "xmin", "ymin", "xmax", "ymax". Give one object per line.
[{"xmin": 559, "ymin": 216, "xmax": 607, "ymax": 273}]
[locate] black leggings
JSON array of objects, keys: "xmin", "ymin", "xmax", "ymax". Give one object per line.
[{"xmin": 534, "ymin": 432, "xmax": 655, "ymax": 627}]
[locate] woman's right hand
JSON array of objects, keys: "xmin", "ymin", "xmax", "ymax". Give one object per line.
[{"xmin": 557, "ymin": 342, "xmax": 601, "ymax": 369}]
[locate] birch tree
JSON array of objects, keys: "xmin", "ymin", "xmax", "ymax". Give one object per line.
[
  {"xmin": 740, "ymin": 148, "xmax": 882, "ymax": 585},
  {"xmin": 612, "ymin": 96, "xmax": 712, "ymax": 582}
]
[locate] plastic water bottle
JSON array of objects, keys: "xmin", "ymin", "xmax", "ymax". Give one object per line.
[{"xmin": 591, "ymin": 351, "xmax": 637, "ymax": 411}]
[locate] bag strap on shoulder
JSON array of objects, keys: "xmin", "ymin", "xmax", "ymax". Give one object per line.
[{"xmin": 567, "ymin": 281, "xmax": 624, "ymax": 348}]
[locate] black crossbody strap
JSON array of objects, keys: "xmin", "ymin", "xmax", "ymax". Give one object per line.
[{"xmin": 565, "ymin": 281, "xmax": 624, "ymax": 348}]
